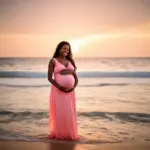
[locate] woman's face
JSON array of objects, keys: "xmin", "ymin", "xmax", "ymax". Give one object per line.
[{"xmin": 59, "ymin": 44, "xmax": 70, "ymax": 57}]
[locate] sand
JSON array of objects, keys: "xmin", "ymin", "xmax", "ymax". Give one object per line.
[{"xmin": 0, "ymin": 140, "xmax": 150, "ymax": 150}]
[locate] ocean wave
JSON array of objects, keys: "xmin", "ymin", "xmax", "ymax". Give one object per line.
[
  {"xmin": 79, "ymin": 111, "xmax": 150, "ymax": 123},
  {"xmin": 1, "ymin": 111, "xmax": 150, "ymax": 123},
  {"xmin": 0, "ymin": 129, "xmax": 119, "ymax": 143},
  {"xmin": 0, "ymin": 83, "xmax": 130, "ymax": 88},
  {"xmin": 0, "ymin": 70, "xmax": 150, "ymax": 78},
  {"xmin": 0, "ymin": 129, "xmax": 39, "ymax": 142}
]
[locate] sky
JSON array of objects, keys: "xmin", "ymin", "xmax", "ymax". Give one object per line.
[{"xmin": 0, "ymin": 0, "xmax": 150, "ymax": 58}]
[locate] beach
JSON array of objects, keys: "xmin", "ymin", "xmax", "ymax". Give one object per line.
[
  {"xmin": 0, "ymin": 57, "xmax": 150, "ymax": 149},
  {"xmin": 0, "ymin": 140, "xmax": 150, "ymax": 150},
  {"xmin": 1, "ymin": 0, "xmax": 150, "ymax": 148}
]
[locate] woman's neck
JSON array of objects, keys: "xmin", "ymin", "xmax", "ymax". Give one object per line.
[{"xmin": 58, "ymin": 55, "xmax": 66, "ymax": 59}]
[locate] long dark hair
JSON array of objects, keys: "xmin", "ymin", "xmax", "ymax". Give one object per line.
[{"xmin": 52, "ymin": 41, "xmax": 77, "ymax": 69}]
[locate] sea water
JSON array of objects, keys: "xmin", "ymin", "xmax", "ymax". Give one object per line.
[{"xmin": 0, "ymin": 57, "xmax": 150, "ymax": 143}]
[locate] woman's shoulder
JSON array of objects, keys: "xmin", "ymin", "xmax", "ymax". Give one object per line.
[{"xmin": 49, "ymin": 58, "xmax": 56, "ymax": 66}]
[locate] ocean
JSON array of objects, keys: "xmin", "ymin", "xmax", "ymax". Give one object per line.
[{"xmin": 0, "ymin": 57, "xmax": 150, "ymax": 144}]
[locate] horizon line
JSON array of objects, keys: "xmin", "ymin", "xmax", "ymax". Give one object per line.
[{"xmin": 0, "ymin": 56, "xmax": 150, "ymax": 59}]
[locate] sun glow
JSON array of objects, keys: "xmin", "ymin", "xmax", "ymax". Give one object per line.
[
  {"xmin": 69, "ymin": 32, "xmax": 150, "ymax": 54},
  {"xmin": 69, "ymin": 34, "xmax": 122, "ymax": 54},
  {"xmin": 69, "ymin": 38, "xmax": 89, "ymax": 54}
]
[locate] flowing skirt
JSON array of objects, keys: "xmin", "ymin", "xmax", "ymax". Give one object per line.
[{"xmin": 49, "ymin": 85, "xmax": 79, "ymax": 140}]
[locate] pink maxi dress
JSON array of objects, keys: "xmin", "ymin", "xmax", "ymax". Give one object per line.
[{"xmin": 49, "ymin": 58, "xmax": 79, "ymax": 140}]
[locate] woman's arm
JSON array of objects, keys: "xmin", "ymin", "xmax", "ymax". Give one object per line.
[
  {"xmin": 48, "ymin": 58, "xmax": 66, "ymax": 91},
  {"xmin": 72, "ymin": 70, "xmax": 78, "ymax": 88},
  {"xmin": 70, "ymin": 58, "xmax": 78, "ymax": 88},
  {"xmin": 64, "ymin": 70, "xmax": 78, "ymax": 93}
]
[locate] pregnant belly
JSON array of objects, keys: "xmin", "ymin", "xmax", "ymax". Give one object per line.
[{"xmin": 55, "ymin": 74, "xmax": 75, "ymax": 89}]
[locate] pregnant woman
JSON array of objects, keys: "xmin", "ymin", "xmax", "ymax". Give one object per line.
[{"xmin": 48, "ymin": 41, "xmax": 79, "ymax": 140}]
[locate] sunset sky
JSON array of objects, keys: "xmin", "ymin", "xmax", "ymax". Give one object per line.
[{"xmin": 0, "ymin": 0, "xmax": 150, "ymax": 58}]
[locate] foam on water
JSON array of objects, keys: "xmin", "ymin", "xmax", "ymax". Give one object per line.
[
  {"xmin": 1, "ymin": 70, "xmax": 150, "ymax": 78},
  {"xmin": 1, "ymin": 111, "xmax": 150, "ymax": 123}
]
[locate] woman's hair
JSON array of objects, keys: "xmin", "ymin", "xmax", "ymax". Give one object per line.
[{"xmin": 52, "ymin": 41, "xmax": 77, "ymax": 69}]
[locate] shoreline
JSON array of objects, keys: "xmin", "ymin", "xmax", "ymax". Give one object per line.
[{"xmin": 0, "ymin": 140, "xmax": 150, "ymax": 150}]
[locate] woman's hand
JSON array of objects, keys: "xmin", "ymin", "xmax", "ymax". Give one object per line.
[
  {"xmin": 60, "ymin": 69, "xmax": 75, "ymax": 75},
  {"xmin": 61, "ymin": 87, "xmax": 74, "ymax": 93}
]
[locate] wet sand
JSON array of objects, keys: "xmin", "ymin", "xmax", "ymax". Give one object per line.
[{"xmin": 0, "ymin": 140, "xmax": 150, "ymax": 150}]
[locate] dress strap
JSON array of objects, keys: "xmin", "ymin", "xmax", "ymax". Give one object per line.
[{"xmin": 53, "ymin": 58, "xmax": 58, "ymax": 64}]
